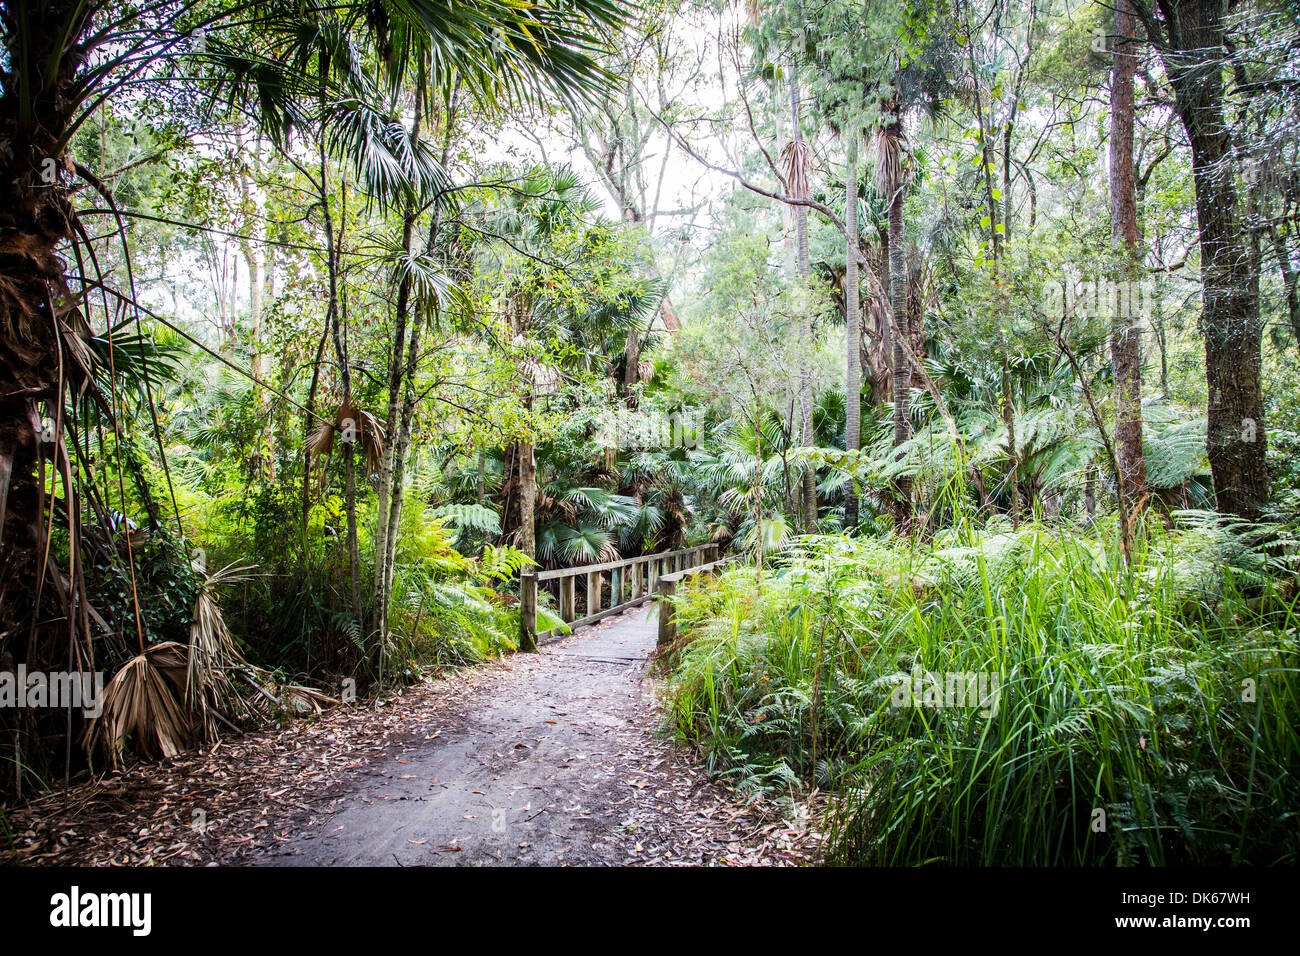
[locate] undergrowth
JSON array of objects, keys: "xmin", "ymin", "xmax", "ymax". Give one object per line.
[{"xmin": 661, "ymin": 512, "xmax": 1300, "ymax": 865}]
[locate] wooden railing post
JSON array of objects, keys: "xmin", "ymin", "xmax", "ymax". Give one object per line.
[
  {"xmin": 586, "ymin": 570, "xmax": 601, "ymax": 617},
  {"xmin": 657, "ymin": 575, "xmax": 677, "ymax": 647},
  {"xmin": 611, "ymin": 567, "xmax": 622, "ymax": 607},
  {"xmin": 519, "ymin": 572, "xmax": 538, "ymax": 652},
  {"xmin": 560, "ymin": 574, "xmax": 576, "ymax": 622}
]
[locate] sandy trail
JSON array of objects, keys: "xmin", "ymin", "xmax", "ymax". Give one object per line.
[
  {"xmin": 3, "ymin": 605, "xmax": 815, "ymax": 867},
  {"xmin": 261, "ymin": 605, "xmax": 813, "ymax": 866}
]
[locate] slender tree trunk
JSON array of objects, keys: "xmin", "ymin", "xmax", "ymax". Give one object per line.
[
  {"xmin": 236, "ymin": 131, "xmax": 270, "ymax": 476},
  {"xmin": 1109, "ymin": 0, "xmax": 1146, "ymax": 542},
  {"xmin": 754, "ymin": 415, "xmax": 764, "ymax": 577},
  {"xmin": 885, "ymin": 117, "xmax": 912, "ymax": 529},
  {"xmin": 1152, "ymin": 273, "xmax": 1170, "ymax": 397},
  {"xmin": 381, "ymin": 314, "xmax": 423, "ymax": 608},
  {"xmin": 372, "ymin": 92, "xmax": 423, "ymax": 637},
  {"xmin": 301, "ymin": 323, "xmax": 330, "ymax": 568},
  {"xmin": 476, "ymin": 447, "xmax": 486, "ymax": 505},
  {"xmin": 1001, "ymin": 356, "xmax": 1020, "ymax": 525},
  {"xmin": 319, "ymin": 142, "xmax": 364, "ymax": 642},
  {"xmin": 788, "ymin": 65, "xmax": 818, "ymax": 532},
  {"xmin": 844, "ymin": 130, "xmax": 862, "ymax": 531}
]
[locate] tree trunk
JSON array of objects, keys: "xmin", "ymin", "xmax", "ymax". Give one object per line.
[
  {"xmin": 1001, "ymin": 356, "xmax": 1020, "ymax": 525},
  {"xmin": 1152, "ymin": 0, "xmax": 1266, "ymax": 518},
  {"xmin": 1272, "ymin": 225, "xmax": 1300, "ymax": 346},
  {"xmin": 788, "ymin": 65, "xmax": 818, "ymax": 532},
  {"xmin": 885, "ymin": 117, "xmax": 912, "ymax": 529},
  {"xmin": 319, "ymin": 143, "xmax": 364, "ymax": 643},
  {"xmin": 380, "ymin": 315, "xmax": 423, "ymax": 610},
  {"xmin": 844, "ymin": 130, "xmax": 862, "ymax": 531},
  {"xmin": 372, "ymin": 93, "xmax": 423, "ymax": 637},
  {"xmin": 1152, "ymin": 276, "xmax": 1170, "ymax": 397},
  {"xmin": 1109, "ymin": 0, "xmax": 1147, "ymax": 532}
]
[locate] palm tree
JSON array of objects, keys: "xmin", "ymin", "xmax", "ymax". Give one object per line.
[
  {"xmin": 873, "ymin": 107, "xmax": 914, "ymax": 529},
  {"xmin": 780, "ymin": 64, "xmax": 819, "ymax": 534},
  {"xmin": 0, "ymin": 0, "xmax": 626, "ymax": 772},
  {"xmin": 467, "ymin": 166, "xmax": 660, "ymax": 562},
  {"xmin": 844, "ymin": 128, "xmax": 862, "ymax": 529}
]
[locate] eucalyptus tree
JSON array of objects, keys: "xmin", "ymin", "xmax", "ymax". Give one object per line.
[
  {"xmin": 742, "ymin": 0, "xmax": 823, "ymax": 532},
  {"xmin": 782, "ymin": 0, "xmax": 956, "ymax": 529},
  {"xmin": 554, "ymin": 0, "xmax": 707, "ymax": 392},
  {"xmin": 1128, "ymin": 0, "xmax": 1267, "ymax": 518}
]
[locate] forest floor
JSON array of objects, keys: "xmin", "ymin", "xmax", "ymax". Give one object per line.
[{"xmin": 2, "ymin": 606, "xmax": 820, "ymax": 866}]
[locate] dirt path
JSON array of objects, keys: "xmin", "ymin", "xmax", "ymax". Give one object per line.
[
  {"xmin": 262, "ymin": 606, "xmax": 814, "ymax": 866},
  {"xmin": 3, "ymin": 605, "xmax": 817, "ymax": 867}
]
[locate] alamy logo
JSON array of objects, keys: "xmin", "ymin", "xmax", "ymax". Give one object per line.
[
  {"xmin": 889, "ymin": 670, "xmax": 1002, "ymax": 718},
  {"xmin": 50, "ymin": 886, "xmax": 152, "ymax": 936},
  {"xmin": 0, "ymin": 667, "xmax": 104, "ymax": 717},
  {"xmin": 593, "ymin": 409, "xmax": 699, "ymax": 451},
  {"xmin": 1040, "ymin": 274, "xmax": 1156, "ymax": 324}
]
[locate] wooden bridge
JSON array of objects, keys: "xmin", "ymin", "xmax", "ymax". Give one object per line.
[{"xmin": 518, "ymin": 544, "xmax": 731, "ymax": 651}]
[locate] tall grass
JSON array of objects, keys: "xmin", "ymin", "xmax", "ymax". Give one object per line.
[{"xmin": 662, "ymin": 515, "xmax": 1300, "ymax": 864}]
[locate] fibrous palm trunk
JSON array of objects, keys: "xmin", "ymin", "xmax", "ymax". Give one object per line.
[
  {"xmin": 0, "ymin": 1, "xmax": 99, "ymax": 662},
  {"xmin": 844, "ymin": 130, "xmax": 862, "ymax": 531},
  {"xmin": 787, "ymin": 64, "xmax": 818, "ymax": 532},
  {"xmin": 881, "ymin": 116, "xmax": 912, "ymax": 529}
]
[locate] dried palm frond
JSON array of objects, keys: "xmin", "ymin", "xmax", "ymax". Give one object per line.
[
  {"xmin": 231, "ymin": 666, "xmax": 339, "ymax": 719},
  {"xmin": 780, "ymin": 139, "xmax": 813, "ymax": 199},
  {"xmin": 188, "ymin": 561, "xmax": 256, "ymax": 732},
  {"xmin": 86, "ymin": 558, "xmax": 339, "ymax": 764},
  {"xmin": 872, "ymin": 122, "xmax": 908, "ymax": 199},
  {"xmin": 85, "ymin": 642, "xmax": 195, "ymax": 766},
  {"xmin": 520, "ymin": 357, "xmax": 560, "ymax": 388},
  {"xmin": 306, "ymin": 402, "xmax": 386, "ymax": 482}
]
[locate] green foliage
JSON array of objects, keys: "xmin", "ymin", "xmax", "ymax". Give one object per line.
[{"xmin": 663, "ymin": 519, "xmax": 1300, "ymax": 864}]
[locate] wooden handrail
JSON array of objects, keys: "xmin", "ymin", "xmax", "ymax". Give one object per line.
[
  {"xmin": 533, "ymin": 545, "xmax": 708, "ymax": 581},
  {"xmin": 518, "ymin": 544, "xmax": 720, "ymax": 650},
  {"xmin": 656, "ymin": 556, "xmax": 734, "ymax": 647}
]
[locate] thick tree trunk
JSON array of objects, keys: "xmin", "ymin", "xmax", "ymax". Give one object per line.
[
  {"xmin": 1152, "ymin": 0, "xmax": 1266, "ymax": 518},
  {"xmin": 1109, "ymin": 0, "xmax": 1147, "ymax": 529},
  {"xmin": 0, "ymin": 1, "xmax": 96, "ymax": 656},
  {"xmin": 844, "ymin": 131, "xmax": 861, "ymax": 531}
]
